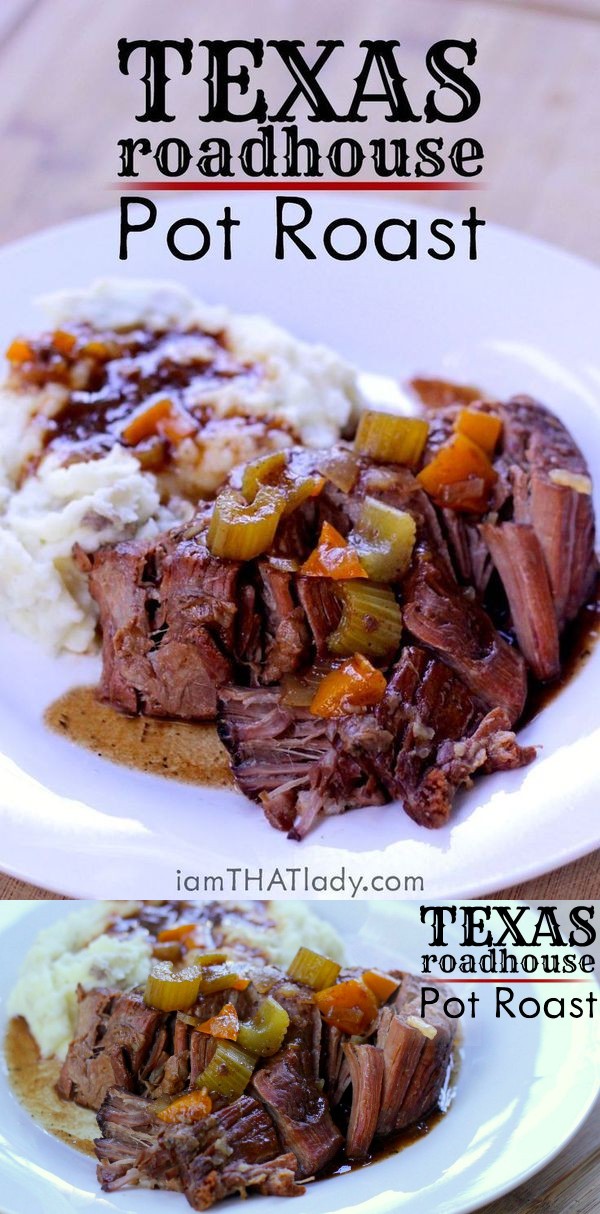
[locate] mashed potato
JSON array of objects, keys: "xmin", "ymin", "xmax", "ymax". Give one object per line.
[
  {"xmin": 8, "ymin": 902, "xmax": 151, "ymax": 1060},
  {"xmin": 0, "ymin": 447, "xmax": 184, "ymax": 652},
  {"xmin": 0, "ymin": 279, "xmax": 363, "ymax": 654},
  {"xmin": 8, "ymin": 901, "xmax": 344, "ymax": 1061}
]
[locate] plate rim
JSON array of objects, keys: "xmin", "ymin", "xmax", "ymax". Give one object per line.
[{"xmin": 0, "ymin": 204, "xmax": 600, "ymax": 896}]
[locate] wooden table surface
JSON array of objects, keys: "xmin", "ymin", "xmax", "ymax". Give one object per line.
[{"xmin": 1, "ymin": 0, "xmax": 599, "ymax": 902}]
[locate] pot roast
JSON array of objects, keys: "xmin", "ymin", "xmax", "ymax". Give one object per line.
[
  {"xmin": 54, "ymin": 902, "xmax": 456, "ymax": 1211},
  {"xmin": 82, "ymin": 393, "xmax": 596, "ymax": 838}
]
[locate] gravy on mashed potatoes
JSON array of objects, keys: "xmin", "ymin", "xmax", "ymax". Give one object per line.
[{"xmin": 0, "ymin": 280, "xmax": 362, "ymax": 652}]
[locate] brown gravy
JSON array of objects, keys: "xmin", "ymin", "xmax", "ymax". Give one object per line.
[
  {"xmin": 44, "ymin": 686, "xmax": 233, "ymax": 787},
  {"xmin": 4, "ymin": 1017, "xmax": 97, "ymax": 1156},
  {"xmin": 522, "ymin": 587, "xmax": 600, "ymax": 725},
  {"xmin": 11, "ymin": 324, "xmax": 260, "ymax": 469}
]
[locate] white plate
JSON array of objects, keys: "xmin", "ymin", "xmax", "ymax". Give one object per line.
[
  {"xmin": 0, "ymin": 198, "xmax": 600, "ymax": 897},
  {"xmin": 0, "ymin": 900, "xmax": 598, "ymax": 1214}
]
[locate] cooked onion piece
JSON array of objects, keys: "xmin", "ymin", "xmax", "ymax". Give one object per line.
[
  {"xmin": 317, "ymin": 447, "xmax": 360, "ymax": 492},
  {"xmin": 406, "ymin": 1015, "xmax": 437, "ymax": 1040},
  {"xmin": 549, "ymin": 468, "xmax": 592, "ymax": 494}
]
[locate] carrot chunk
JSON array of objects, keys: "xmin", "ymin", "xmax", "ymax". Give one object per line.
[
  {"xmin": 6, "ymin": 338, "xmax": 34, "ymax": 364},
  {"xmin": 157, "ymin": 923, "xmax": 199, "ymax": 943},
  {"xmin": 156, "ymin": 1089, "xmax": 212, "ymax": 1125},
  {"xmin": 315, "ymin": 979, "xmax": 379, "ymax": 1035},
  {"xmin": 301, "ymin": 521, "xmax": 367, "ymax": 580},
  {"xmin": 195, "ymin": 1002, "xmax": 240, "ymax": 1042},
  {"xmin": 52, "ymin": 330, "xmax": 77, "ymax": 357},
  {"xmin": 121, "ymin": 398, "xmax": 196, "ymax": 446},
  {"xmin": 362, "ymin": 969, "xmax": 401, "ymax": 1004},
  {"xmin": 310, "ymin": 655, "xmax": 386, "ymax": 719},
  {"xmin": 417, "ymin": 433, "xmax": 497, "ymax": 512},
  {"xmin": 454, "ymin": 408, "xmax": 502, "ymax": 456}
]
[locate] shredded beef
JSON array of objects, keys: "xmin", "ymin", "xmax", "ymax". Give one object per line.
[
  {"xmin": 217, "ymin": 644, "xmax": 533, "ymax": 836},
  {"xmin": 57, "ymin": 987, "xmax": 165, "ymax": 1109},
  {"xmin": 96, "ymin": 1090, "xmax": 304, "ymax": 1208},
  {"xmin": 88, "ymin": 532, "xmax": 238, "ymax": 719}
]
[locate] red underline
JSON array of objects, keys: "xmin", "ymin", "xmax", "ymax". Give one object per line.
[
  {"xmin": 423, "ymin": 978, "xmax": 590, "ymax": 984},
  {"xmin": 113, "ymin": 180, "xmax": 482, "ymax": 193}
]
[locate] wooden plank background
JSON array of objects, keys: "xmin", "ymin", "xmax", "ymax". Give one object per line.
[{"xmin": 0, "ymin": 0, "xmax": 598, "ymax": 899}]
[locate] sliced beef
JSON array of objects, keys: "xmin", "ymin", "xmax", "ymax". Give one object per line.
[
  {"xmin": 56, "ymin": 987, "xmax": 117, "ymax": 1106},
  {"xmin": 170, "ymin": 1150, "xmax": 301, "ymax": 1209},
  {"xmin": 391, "ymin": 976, "xmax": 456, "ymax": 1130},
  {"xmin": 88, "ymin": 531, "xmax": 239, "ymax": 720},
  {"xmin": 249, "ymin": 972, "xmax": 342, "ymax": 1176},
  {"xmin": 216, "ymin": 687, "xmax": 334, "ymax": 834},
  {"xmin": 479, "ymin": 522, "xmax": 559, "ymax": 680},
  {"xmin": 257, "ymin": 563, "xmax": 310, "ymax": 682},
  {"xmin": 271, "ymin": 496, "xmax": 319, "ymax": 561},
  {"xmin": 138, "ymin": 1023, "xmax": 172, "ymax": 1090},
  {"xmin": 96, "ymin": 1089, "xmax": 303, "ymax": 1208},
  {"xmin": 375, "ymin": 1008, "xmax": 427, "ymax": 1135},
  {"xmin": 146, "ymin": 1047, "xmax": 190, "ymax": 1101},
  {"xmin": 85, "ymin": 396, "xmax": 595, "ymax": 837},
  {"xmin": 374, "ymin": 647, "xmax": 535, "ymax": 828},
  {"xmin": 416, "ymin": 395, "xmax": 596, "ymax": 680},
  {"xmin": 440, "ymin": 508, "xmax": 494, "ymax": 595},
  {"xmin": 344, "ymin": 1043, "xmax": 385, "ymax": 1159},
  {"xmin": 234, "ymin": 581, "xmax": 262, "ymax": 678},
  {"xmin": 57, "ymin": 987, "xmax": 165, "ymax": 1110},
  {"xmin": 322, "ymin": 1022, "xmax": 351, "ymax": 1104},
  {"xmin": 402, "ymin": 542, "xmax": 528, "ymax": 725},
  {"xmin": 58, "ymin": 914, "xmax": 461, "ymax": 1209},
  {"xmin": 487, "ymin": 397, "xmax": 595, "ymax": 674},
  {"xmin": 217, "ymin": 685, "xmax": 390, "ymax": 838},
  {"xmin": 252, "ymin": 1042, "xmax": 343, "ymax": 1177},
  {"xmin": 375, "ymin": 976, "xmax": 456, "ymax": 1135},
  {"xmin": 295, "ymin": 577, "xmax": 342, "ymax": 656}
]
